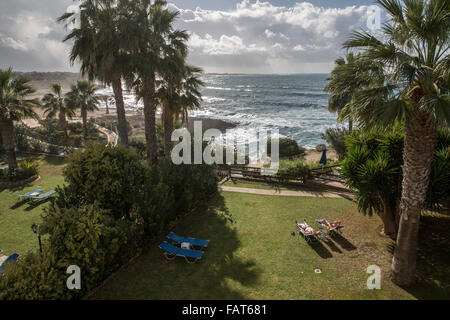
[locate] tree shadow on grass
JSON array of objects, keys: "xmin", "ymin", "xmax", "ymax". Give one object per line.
[
  {"xmin": 386, "ymin": 213, "xmax": 450, "ymax": 299},
  {"xmin": 41, "ymin": 155, "xmax": 66, "ymax": 166},
  {"xmin": 90, "ymin": 193, "xmax": 261, "ymax": 300}
]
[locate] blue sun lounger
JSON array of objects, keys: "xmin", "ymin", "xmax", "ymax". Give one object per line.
[
  {"xmin": 18, "ymin": 189, "xmax": 43, "ymax": 199},
  {"xmin": 0, "ymin": 253, "xmax": 20, "ymax": 274},
  {"xmin": 159, "ymin": 241, "xmax": 204, "ymax": 264},
  {"xmin": 30, "ymin": 190, "xmax": 56, "ymax": 201},
  {"xmin": 167, "ymin": 232, "xmax": 210, "ymax": 248}
]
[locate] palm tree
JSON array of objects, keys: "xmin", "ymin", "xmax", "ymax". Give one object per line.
[
  {"xmin": 41, "ymin": 83, "xmax": 76, "ymax": 139},
  {"xmin": 65, "ymin": 80, "xmax": 100, "ymax": 141},
  {"xmin": 342, "ymin": 0, "xmax": 450, "ymax": 286},
  {"xmin": 178, "ymin": 66, "xmax": 203, "ymax": 127},
  {"xmin": 59, "ymin": 0, "xmax": 129, "ymax": 146},
  {"xmin": 157, "ymin": 61, "xmax": 203, "ymax": 156},
  {"xmin": 325, "ymin": 53, "xmax": 384, "ymax": 132},
  {"xmin": 123, "ymin": 0, "xmax": 189, "ymax": 164},
  {"xmin": 100, "ymin": 95, "xmax": 110, "ymax": 115},
  {"xmin": 0, "ymin": 68, "xmax": 40, "ymax": 170}
]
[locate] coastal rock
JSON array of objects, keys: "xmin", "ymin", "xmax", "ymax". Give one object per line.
[{"xmin": 316, "ymin": 144, "xmax": 326, "ymax": 152}]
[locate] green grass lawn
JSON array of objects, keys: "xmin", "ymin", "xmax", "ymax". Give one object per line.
[
  {"xmin": 89, "ymin": 191, "xmax": 450, "ymax": 300},
  {"xmin": 0, "ymin": 155, "xmax": 66, "ymax": 256}
]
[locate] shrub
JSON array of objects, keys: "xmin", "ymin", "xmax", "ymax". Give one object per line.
[
  {"xmin": 129, "ymin": 138, "xmax": 147, "ymax": 160},
  {"xmin": 0, "ymin": 204, "xmax": 140, "ymax": 300},
  {"xmin": 6, "ymin": 160, "xmax": 39, "ymax": 181},
  {"xmin": 60, "ymin": 143, "xmax": 146, "ymax": 219},
  {"xmin": 341, "ymin": 128, "xmax": 450, "ymax": 238},
  {"xmin": 267, "ymin": 137, "xmax": 306, "ymax": 158},
  {"xmin": 275, "ymin": 159, "xmax": 312, "ymax": 182},
  {"xmin": 1, "ymin": 143, "xmax": 219, "ymax": 299},
  {"xmin": 321, "ymin": 127, "xmax": 349, "ymax": 160}
]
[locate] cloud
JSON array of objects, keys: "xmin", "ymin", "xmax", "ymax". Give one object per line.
[
  {"xmin": 0, "ymin": 0, "xmax": 373, "ymax": 73},
  {"xmin": 0, "ymin": 0, "xmax": 75, "ymax": 71},
  {"xmin": 171, "ymin": 0, "xmax": 371, "ymax": 73}
]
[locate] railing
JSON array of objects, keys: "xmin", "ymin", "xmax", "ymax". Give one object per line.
[{"xmin": 218, "ymin": 163, "xmax": 345, "ymax": 185}]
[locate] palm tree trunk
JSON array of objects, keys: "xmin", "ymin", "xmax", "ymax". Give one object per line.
[
  {"xmin": 105, "ymin": 99, "xmax": 109, "ymax": 115},
  {"xmin": 163, "ymin": 102, "xmax": 173, "ymax": 157},
  {"xmin": 184, "ymin": 110, "xmax": 189, "ymax": 128},
  {"xmin": 391, "ymin": 118, "xmax": 436, "ymax": 286},
  {"xmin": 81, "ymin": 108, "xmax": 88, "ymax": 141},
  {"xmin": 143, "ymin": 74, "xmax": 158, "ymax": 164},
  {"xmin": 58, "ymin": 111, "xmax": 68, "ymax": 140},
  {"xmin": 0, "ymin": 119, "xmax": 18, "ymax": 170},
  {"xmin": 112, "ymin": 77, "xmax": 128, "ymax": 146},
  {"xmin": 348, "ymin": 117, "xmax": 353, "ymax": 132},
  {"xmin": 379, "ymin": 196, "xmax": 397, "ymax": 239}
]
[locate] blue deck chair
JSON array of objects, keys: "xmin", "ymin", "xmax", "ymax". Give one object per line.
[
  {"xmin": 18, "ymin": 189, "xmax": 43, "ymax": 199},
  {"xmin": 167, "ymin": 232, "xmax": 210, "ymax": 248},
  {"xmin": 0, "ymin": 253, "xmax": 19, "ymax": 274},
  {"xmin": 159, "ymin": 241, "xmax": 204, "ymax": 264},
  {"xmin": 30, "ymin": 190, "xmax": 56, "ymax": 201}
]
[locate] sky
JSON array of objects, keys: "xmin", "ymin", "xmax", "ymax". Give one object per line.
[{"xmin": 0, "ymin": 0, "xmax": 383, "ymax": 74}]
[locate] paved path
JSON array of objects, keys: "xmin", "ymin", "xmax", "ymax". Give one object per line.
[
  {"xmin": 219, "ymin": 186, "xmax": 353, "ymax": 199},
  {"xmin": 94, "ymin": 124, "xmax": 118, "ymax": 146}
]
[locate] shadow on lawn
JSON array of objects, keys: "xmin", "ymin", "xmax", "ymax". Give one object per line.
[
  {"xmin": 307, "ymin": 240, "xmax": 333, "ymax": 259},
  {"xmin": 332, "ymin": 233, "xmax": 357, "ymax": 251},
  {"xmin": 387, "ymin": 213, "xmax": 450, "ymax": 299},
  {"xmin": 92, "ymin": 192, "xmax": 261, "ymax": 300}
]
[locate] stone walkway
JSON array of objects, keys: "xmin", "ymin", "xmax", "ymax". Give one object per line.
[{"xmin": 219, "ymin": 186, "xmax": 353, "ymax": 199}]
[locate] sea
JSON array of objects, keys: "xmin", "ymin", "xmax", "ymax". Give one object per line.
[{"xmin": 97, "ymin": 74, "xmax": 339, "ymax": 150}]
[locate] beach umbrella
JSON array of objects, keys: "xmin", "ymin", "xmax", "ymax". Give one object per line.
[{"xmin": 319, "ymin": 149, "xmax": 327, "ymax": 165}]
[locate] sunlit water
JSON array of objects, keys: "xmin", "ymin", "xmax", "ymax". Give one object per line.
[{"xmin": 97, "ymin": 74, "xmax": 339, "ymax": 150}]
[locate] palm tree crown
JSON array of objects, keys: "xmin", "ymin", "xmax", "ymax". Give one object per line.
[
  {"xmin": 342, "ymin": 0, "xmax": 449, "ymax": 286},
  {"xmin": 42, "ymin": 84, "xmax": 76, "ymax": 139},
  {"xmin": 0, "ymin": 68, "xmax": 40, "ymax": 170},
  {"xmin": 65, "ymin": 80, "xmax": 100, "ymax": 140}
]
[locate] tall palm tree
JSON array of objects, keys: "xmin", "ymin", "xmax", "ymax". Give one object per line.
[
  {"xmin": 59, "ymin": 0, "xmax": 129, "ymax": 146},
  {"xmin": 123, "ymin": 0, "xmax": 188, "ymax": 164},
  {"xmin": 325, "ymin": 53, "xmax": 384, "ymax": 132},
  {"xmin": 65, "ymin": 80, "xmax": 100, "ymax": 141},
  {"xmin": 178, "ymin": 66, "xmax": 203, "ymax": 127},
  {"xmin": 101, "ymin": 95, "xmax": 110, "ymax": 114},
  {"xmin": 343, "ymin": 0, "xmax": 450, "ymax": 286},
  {"xmin": 41, "ymin": 83, "xmax": 76, "ymax": 139},
  {"xmin": 157, "ymin": 61, "xmax": 203, "ymax": 156},
  {"xmin": 0, "ymin": 68, "xmax": 40, "ymax": 170}
]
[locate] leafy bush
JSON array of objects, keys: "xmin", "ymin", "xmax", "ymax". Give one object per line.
[
  {"xmin": 6, "ymin": 160, "xmax": 39, "ymax": 181},
  {"xmin": 275, "ymin": 159, "xmax": 312, "ymax": 182},
  {"xmin": 60, "ymin": 143, "xmax": 146, "ymax": 219},
  {"xmin": 0, "ymin": 204, "xmax": 141, "ymax": 300},
  {"xmin": 0, "ymin": 143, "xmax": 218, "ymax": 299},
  {"xmin": 321, "ymin": 127, "xmax": 349, "ymax": 160},
  {"xmin": 267, "ymin": 137, "xmax": 306, "ymax": 158},
  {"xmin": 129, "ymin": 138, "xmax": 147, "ymax": 160},
  {"xmin": 341, "ymin": 128, "xmax": 450, "ymax": 238}
]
